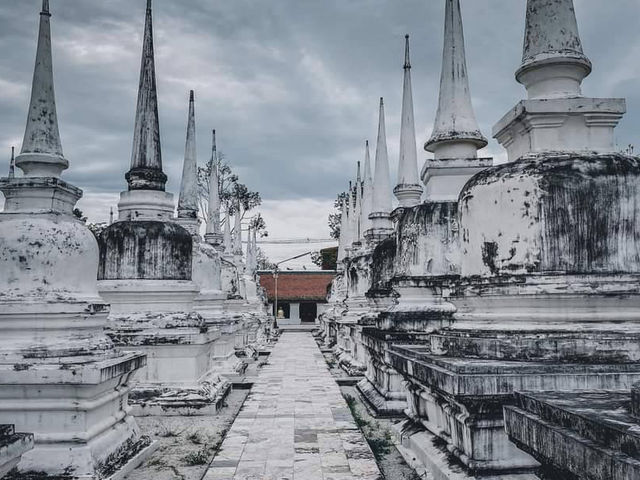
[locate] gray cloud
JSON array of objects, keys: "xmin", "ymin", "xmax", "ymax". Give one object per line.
[{"xmin": 1, "ymin": 0, "xmax": 639, "ymax": 227}]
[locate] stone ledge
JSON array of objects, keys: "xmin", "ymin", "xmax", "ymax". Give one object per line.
[
  {"xmin": 504, "ymin": 403, "xmax": 640, "ymax": 480},
  {"xmin": 389, "ymin": 345, "xmax": 640, "ymax": 397},
  {"xmin": 509, "ymin": 390, "xmax": 640, "ymax": 462}
]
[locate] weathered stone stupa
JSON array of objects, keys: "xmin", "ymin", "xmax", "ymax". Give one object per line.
[
  {"xmin": 174, "ymin": 93, "xmax": 238, "ymax": 384},
  {"xmin": 365, "ymin": 98, "xmax": 394, "ymax": 243},
  {"xmin": 324, "ymin": 100, "xmax": 398, "ymax": 377},
  {"xmin": 388, "ymin": 0, "xmax": 640, "ymax": 477},
  {"xmin": 97, "ymin": 0, "xmax": 225, "ymax": 416},
  {"xmin": 393, "ymin": 35, "xmax": 423, "ymax": 208},
  {"xmin": 0, "ymin": 1, "xmax": 152, "ymax": 476},
  {"xmin": 359, "ymin": 2, "xmax": 493, "ymax": 418}
]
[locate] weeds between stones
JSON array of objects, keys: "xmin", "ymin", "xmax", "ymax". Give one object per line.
[{"xmin": 182, "ymin": 447, "xmax": 210, "ymax": 466}]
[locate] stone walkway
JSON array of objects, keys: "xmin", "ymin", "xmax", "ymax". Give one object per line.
[{"xmin": 203, "ymin": 332, "xmax": 382, "ymax": 480}]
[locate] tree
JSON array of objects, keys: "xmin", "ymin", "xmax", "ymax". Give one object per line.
[
  {"xmin": 311, "ymin": 246, "xmax": 338, "ymax": 270},
  {"xmin": 72, "ymin": 208, "xmax": 87, "ymax": 223},
  {"xmin": 87, "ymin": 222, "xmax": 108, "ymax": 240},
  {"xmin": 197, "ymin": 151, "xmax": 262, "ymax": 231},
  {"xmin": 256, "ymin": 247, "xmax": 276, "ymax": 271},
  {"xmin": 249, "ymin": 213, "xmax": 268, "ymax": 237},
  {"xmin": 328, "ymin": 191, "xmax": 347, "ymax": 240}
]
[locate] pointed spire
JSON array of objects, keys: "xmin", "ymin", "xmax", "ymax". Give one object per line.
[
  {"xmin": 251, "ymin": 228, "xmax": 258, "ymax": 273},
  {"xmin": 126, "ymin": 0, "xmax": 166, "ymax": 191},
  {"xmin": 361, "ymin": 141, "xmax": 374, "ymax": 235},
  {"xmin": 426, "ymin": 0, "xmax": 487, "ymax": 159},
  {"xmin": 353, "ymin": 161, "xmax": 362, "ymax": 246},
  {"xmin": 394, "ymin": 35, "xmax": 423, "ymax": 207},
  {"xmin": 205, "ymin": 130, "xmax": 223, "ymax": 246},
  {"xmin": 15, "ymin": 0, "xmax": 67, "ymax": 178},
  {"xmin": 371, "ymin": 98, "xmax": 392, "ymax": 216},
  {"xmin": 8, "ymin": 147, "xmax": 15, "ymax": 179},
  {"xmin": 366, "ymin": 99, "xmax": 394, "ymax": 242},
  {"xmin": 343, "ymin": 183, "xmax": 353, "ymax": 253},
  {"xmin": 233, "ymin": 201, "xmax": 243, "ymax": 256},
  {"xmin": 516, "ymin": 0, "xmax": 591, "ymax": 99},
  {"xmin": 223, "ymin": 208, "xmax": 232, "ymax": 255},
  {"xmin": 177, "ymin": 90, "xmax": 198, "ymax": 219},
  {"xmin": 246, "ymin": 225, "xmax": 252, "ymax": 264},
  {"xmin": 337, "ymin": 195, "xmax": 349, "ymax": 264}
]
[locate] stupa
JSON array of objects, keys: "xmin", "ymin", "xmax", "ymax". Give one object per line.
[
  {"xmin": 359, "ymin": 7, "xmax": 492, "ymax": 417},
  {"xmin": 0, "ymin": 1, "xmax": 152, "ymax": 476},
  {"xmin": 97, "ymin": 0, "xmax": 226, "ymax": 416},
  {"xmin": 390, "ymin": 0, "xmax": 640, "ymax": 477}
]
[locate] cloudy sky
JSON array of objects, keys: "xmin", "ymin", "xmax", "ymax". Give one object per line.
[{"xmin": 1, "ymin": 0, "xmax": 639, "ymax": 264}]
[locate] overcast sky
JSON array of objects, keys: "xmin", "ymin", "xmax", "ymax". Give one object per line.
[{"xmin": 1, "ymin": 0, "xmax": 639, "ymax": 258}]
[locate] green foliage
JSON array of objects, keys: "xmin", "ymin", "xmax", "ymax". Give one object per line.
[
  {"xmin": 182, "ymin": 448, "xmax": 210, "ymax": 466},
  {"xmin": 311, "ymin": 247, "xmax": 337, "ymax": 270},
  {"xmin": 72, "ymin": 208, "xmax": 87, "ymax": 222},
  {"xmin": 328, "ymin": 191, "xmax": 348, "ymax": 240},
  {"xmin": 196, "ymin": 150, "xmax": 264, "ymax": 232}
]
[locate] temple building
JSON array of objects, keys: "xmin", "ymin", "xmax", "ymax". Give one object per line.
[{"xmin": 258, "ymin": 271, "xmax": 336, "ymax": 325}]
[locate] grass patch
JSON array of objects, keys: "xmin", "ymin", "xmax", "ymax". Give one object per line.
[
  {"xmin": 182, "ymin": 448, "xmax": 210, "ymax": 466},
  {"xmin": 187, "ymin": 431, "xmax": 203, "ymax": 445},
  {"xmin": 343, "ymin": 393, "xmax": 395, "ymax": 462},
  {"xmin": 344, "ymin": 393, "xmax": 370, "ymax": 429}
]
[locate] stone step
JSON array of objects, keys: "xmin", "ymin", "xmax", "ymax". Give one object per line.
[
  {"xmin": 430, "ymin": 329, "xmax": 640, "ymax": 363},
  {"xmin": 505, "ymin": 391, "xmax": 640, "ymax": 480},
  {"xmin": 389, "ymin": 344, "xmax": 640, "ymax": 400},
  {"xmin": 0, "ymin": 425, "xmax": 34, "ymax": 479},
  {"xmin": 510, "ymin": 390, "xmax": 640, "ymax": 462}
]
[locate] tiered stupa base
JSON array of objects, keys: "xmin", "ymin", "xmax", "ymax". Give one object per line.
[
  {"xmin": 504, "ymin": 388, "xmax": 640, "ymax": 480},
  {"xmin": 100, "ymin": 280, "xmax": 231, "ymax": 417},
  {"xmin": 389, "ymin": 274, "xmax": 640, "ymax": 478}
]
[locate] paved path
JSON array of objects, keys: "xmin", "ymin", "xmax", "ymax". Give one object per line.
[{"xmin": 204, "ymin": 332, "xmax": 382, "ymax": 480}]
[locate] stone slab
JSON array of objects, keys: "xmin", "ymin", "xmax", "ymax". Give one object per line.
[{"xmin": 203, "ymin": 332, "xmax": 382, "ymax": 479}]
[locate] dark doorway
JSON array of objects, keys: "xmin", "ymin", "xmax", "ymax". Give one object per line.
[
  {"xmin": 300, "ymin": 302, "xmax": 317, "ymax": 323},
  {"xmin": 274, "ymin": 302, "xmax": 290, "ymax": 318}
]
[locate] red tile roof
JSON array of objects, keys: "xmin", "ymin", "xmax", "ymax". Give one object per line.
[{"xmin": 258, "ymin": 271, "xmax": 335, "ymax": 302}]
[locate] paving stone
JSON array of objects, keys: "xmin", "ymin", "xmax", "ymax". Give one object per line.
[{"xmin": 204, "ymin": 332, "xmax": 382, "ymax": 479}]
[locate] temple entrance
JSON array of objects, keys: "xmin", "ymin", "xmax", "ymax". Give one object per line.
[{"xmin": 300, "ymin": 302, "xmax": 317, "ymax": 323}]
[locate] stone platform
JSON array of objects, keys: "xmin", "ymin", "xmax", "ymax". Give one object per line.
[
  {"xmin": 505, "ymin": 390, "xmax": 640, "ymax": 479},
  {"xmin": 203, "ymin": 332, "xmax": 382, "ymax": 479}
]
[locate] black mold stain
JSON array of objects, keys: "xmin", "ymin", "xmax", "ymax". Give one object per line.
[
  {"xmin": 98, "ymin": 221, "xmax": 192, "ymax": 280},
  {"xmin": 461, "ymin": 153, "xmax": 640, "ymax": 275}
]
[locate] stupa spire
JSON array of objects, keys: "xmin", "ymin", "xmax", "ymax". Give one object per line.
[
  {"xmin": 205, "ymin": 130, "xmax": 223, "ymax": 247},
  {"xmin": 337, "ymin": 195, "xmax": 349, "ymax": 264},
  {"xmin": 426, "ymin": 0, "xmax": 487, "ymax": 159},
  {"xmin": 516, "ymin": 0, "xmax": 591, "ymax": 99},
  {"xmin": 15, "ymin": 0, "xmax": 67, "ymax": 178},
  {"xmin": 366, "ymin": 98, "xmax": 393, "ymax": 241},
  {"xmin": 126, "ymin": 0, "xmax": 166, "ymax": 191},
  {"xmin": 361, "ymin": 140, "xmax": 374, "ymax": 236},
  {"xmin": 233, "ymin": 201, "xmax": 243, "ymax": 256},
  {"xmin": 394, "ymin": 35, "xmax": 423, "ymax": 207},
  {"xmin": 177, "ymin": 90, "xmax": 198, "ymax": 219},
  {"xmin": 223, "ymin": 209, "xmax": 232, "ymax": 254},
  {"xmin": 8, "ymin": 147, "xmax": 15, "ymax": 179},
  {"xmin": 352, "ymin": 161, "xmax": 362, "ymax": 246},
  {"xmin": 246, "ymin": 225, "xmax": 252, "ymax": 265}
]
